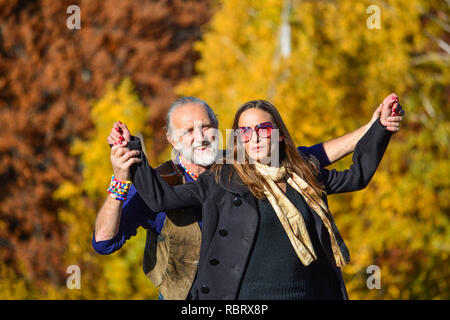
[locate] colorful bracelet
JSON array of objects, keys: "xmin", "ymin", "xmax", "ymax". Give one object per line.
[{"xmin": 107, "ymin": 175, "xmax": 132, "ymax": 201}]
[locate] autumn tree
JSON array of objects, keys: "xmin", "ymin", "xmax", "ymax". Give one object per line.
[
  {"xmin": 53, "ymin": 78, "xmax": 158, "ymax": 299},
  {"xmin": 0, "ymin": 0, "xmax": 210, "ymax": 297}
]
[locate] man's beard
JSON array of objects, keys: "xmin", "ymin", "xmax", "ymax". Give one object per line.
[{"xmin": 176, "ymin": 139, "xmax": 219, "ymax": 167}]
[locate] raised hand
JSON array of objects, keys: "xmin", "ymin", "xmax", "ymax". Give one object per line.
[
  {"xmin": 379, "ymin": 93, "xmax": 405, "ymax": 133},
  {"xmin": 110, "ymin": 144, "xmax": 141, "ymax": 180}
]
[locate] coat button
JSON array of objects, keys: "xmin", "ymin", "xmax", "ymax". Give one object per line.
[
  {"xmin": 232, "ymin": 197, "xmax": 242, "ymax": 206},
  {"xmin": 209, "ymin": 258, "xmax": 219, "ymax": 266},
  {"xmin": 201, "ymin": 285, "xmax": 210, "ymax": 294},
  {"xmin": 219, "ymin": 228, "xmax": 228, "ymax": 237}
]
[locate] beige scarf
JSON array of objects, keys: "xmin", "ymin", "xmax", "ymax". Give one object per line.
[{"xmin": 254, "ymin": 161, "xmax": 348, "ymax": 267}]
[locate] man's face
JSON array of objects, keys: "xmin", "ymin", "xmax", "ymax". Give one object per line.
[{"xmin": 168, "ymin": 103, "xmax": 219, "ymax": 167}]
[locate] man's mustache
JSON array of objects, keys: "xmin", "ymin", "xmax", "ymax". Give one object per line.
[
  {"xmin": 175, "ymin": 139, "xmax": 217, "ymax": 154},
  {"xmin": 192, "ymin": 140, "xmax": 213, "ymax": 150}
]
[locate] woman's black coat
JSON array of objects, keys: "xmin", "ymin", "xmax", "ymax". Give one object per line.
[{"xmin": 128, "ymin": 119, "xmax": 393, "ymax": 300}]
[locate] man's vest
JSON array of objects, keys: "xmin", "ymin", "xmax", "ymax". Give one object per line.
[{"xmin": 142, "ymin": 160, "xmax": 202, "ymax": 300}]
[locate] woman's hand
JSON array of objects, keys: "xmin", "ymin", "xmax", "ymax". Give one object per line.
[
  {"xmin": 110, "ymin": 145, "xmax": 141, "ymax": 180},
  {"xmin": 107, "ymin": 121, "xmax": 131, "ymax": 146}
]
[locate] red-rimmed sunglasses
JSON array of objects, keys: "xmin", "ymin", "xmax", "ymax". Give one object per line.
[{"xmin": 237, "ymin": 121, "xmax": 277, "ymax": 143}]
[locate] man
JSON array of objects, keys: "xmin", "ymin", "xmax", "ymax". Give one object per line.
[{"xmin": 93, "ymin": 95, "xmax": 404, "ymax": 300}]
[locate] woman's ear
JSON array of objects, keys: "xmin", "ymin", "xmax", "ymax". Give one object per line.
[{"xmin": 279, "ymin": 135, "xmax": 285, "ymax": 142}]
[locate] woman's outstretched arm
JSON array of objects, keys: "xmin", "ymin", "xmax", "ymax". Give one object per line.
[{"xmin": 319, "ymin": 118, "xmax": 393, "ymax": 195}]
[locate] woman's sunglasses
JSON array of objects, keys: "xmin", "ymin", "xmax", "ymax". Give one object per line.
[{"xmin": 237, "ymin": 121, "xmax": 277, "ymax": 143}]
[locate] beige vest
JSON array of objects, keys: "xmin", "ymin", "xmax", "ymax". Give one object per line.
[{"xmin": 142, "ymin": 160, "xmax": 202, "ymax": 300}]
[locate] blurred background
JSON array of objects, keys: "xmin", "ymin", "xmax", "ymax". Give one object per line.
[{"xmin": 0, "ymin": 0, "xmax": 448, "ymax": 299}]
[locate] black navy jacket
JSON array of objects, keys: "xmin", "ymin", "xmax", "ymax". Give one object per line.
[{"xmin": 128, "ymin": 119, "xmax": 393, "ymax": 300}]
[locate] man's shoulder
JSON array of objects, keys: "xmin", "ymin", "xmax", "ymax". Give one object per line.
[
  {"xmin": 155, "ymin": 160, "xmax": 184, "ymax": 186},
  {"xmin": 155, "ymin": 160, "xmax": 176, "ymax": 174}
]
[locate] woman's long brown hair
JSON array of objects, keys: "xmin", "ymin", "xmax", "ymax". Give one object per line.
[{"xmin": 211, "ymin": 100, "xmax": 325, "ymax": 199}]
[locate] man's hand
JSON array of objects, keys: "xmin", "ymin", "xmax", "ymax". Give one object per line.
[
  {"xmin": 107, "ymin": 121, "xmax": 131, "ymax": 146},
  {"xmin": 110, "ymin": 145, "xmax": 141, "ymax": 180},
  {"xmin": 379, "ymin": 93, "xmax": 405, "ymax": 133}
]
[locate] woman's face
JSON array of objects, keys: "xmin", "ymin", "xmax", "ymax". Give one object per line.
[{"xmin": 237, "ymin": 108, "xmax": 281, "ymax": 163}]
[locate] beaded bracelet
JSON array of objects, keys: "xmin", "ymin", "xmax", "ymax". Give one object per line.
[{"xmin": 107, "ymin": 175, "xmax": 132, "ymax": 201}]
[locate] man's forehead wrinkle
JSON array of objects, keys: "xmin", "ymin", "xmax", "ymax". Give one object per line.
[{"xmin": 172, "ymin": 106, "xmax": 212, "ymax": 132}]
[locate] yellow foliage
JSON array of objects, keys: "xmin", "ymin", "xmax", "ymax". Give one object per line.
[{"xmin": 51, "ymin": 78, "xmax": 158, "ymax": 299}]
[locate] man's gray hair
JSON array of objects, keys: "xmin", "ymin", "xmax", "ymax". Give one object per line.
[{"xmin": 165, "ymin": 96, "xmax": 218, "ymax": 138}]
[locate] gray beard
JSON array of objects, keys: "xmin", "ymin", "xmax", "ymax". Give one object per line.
[{"xmin": 176, "ymin": 141, "xmax": 219, "ymax": 167}]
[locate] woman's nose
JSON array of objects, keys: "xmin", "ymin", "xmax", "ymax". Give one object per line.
[{"xmin": 250, "ymin": 129, "xmax": 260, "ymax": 143}]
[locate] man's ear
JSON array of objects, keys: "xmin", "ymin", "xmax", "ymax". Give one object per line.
[{"xmin": 167, "ymin": 133, "xmax": 178, "ymax": 149}]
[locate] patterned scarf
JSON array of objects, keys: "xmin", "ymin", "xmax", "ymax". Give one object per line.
[{"xmin": 254, "ymin": 161, "xmax": 348, "ymax": 267}]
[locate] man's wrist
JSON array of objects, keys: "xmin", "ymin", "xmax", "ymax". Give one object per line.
[
  {"xmin": 107, "ymin": 174, "xmax": 132, "ymax": 201},
  {"xmin": 357, "ymin": 121, "xmax": 372, "ymax": 144},
  {"xmin": 114, "ymin": 173, "xmax": 130, "ymax": 181}
]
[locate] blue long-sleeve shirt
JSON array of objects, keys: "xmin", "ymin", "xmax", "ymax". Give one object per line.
[{"xmin": 92, "ymin": 144, "xmax": 330, "ymax": 255}]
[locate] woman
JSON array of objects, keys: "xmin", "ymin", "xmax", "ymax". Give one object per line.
[{"xmin": 120, "ymin": 100, "xmax": 394, "ymax": 300}]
